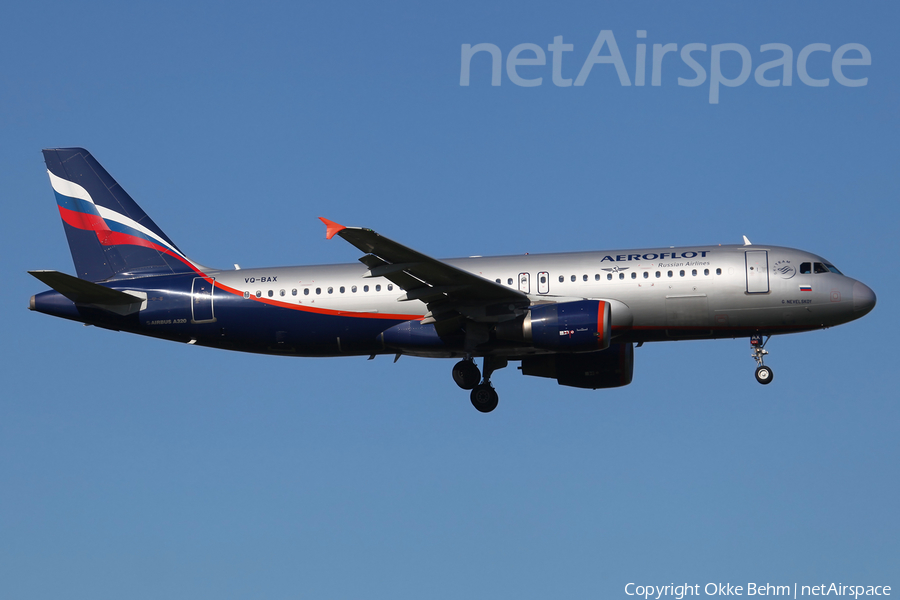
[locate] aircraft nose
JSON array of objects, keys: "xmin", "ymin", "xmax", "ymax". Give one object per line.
[{"xmin": 852, "ymin": 281, "xmax": 876, "ymax": 315}]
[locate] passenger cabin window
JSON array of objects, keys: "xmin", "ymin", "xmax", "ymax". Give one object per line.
[
  {"xmin": 583, "ymin": 274, "xmax": 588, "ymax": 282},
  {"xmin": 256, "ymin": 291, "xmax": 262, "ymax": 297},
  {"xmin": 243, "ymin": 291, "xmax": 250, "ymax": 299},
  {"xmin": 667, "ymin": 271, "xmax": 673, "ymax": 277},
  {"xmin": 364, "ymin": 285, "xmax": 369, "ymax": 292},
  {"xmin": 376, "ymin": 284, "xmax": 381, "ymax": 291},
  {"xmin": 656, "ymin": 271, "xmax": 661, "ymax": 278},
  {"xmin": 279, "ymin": 289, "xmax": 285, "ymax": 297},
  {"xmin": 388, "ymin": 284, "xmax": 393, "ymax": 291},
  {"xmin": 679, "ymin": 270, "xmax": 685, "ymax": 277},
  {"xmin": 691, "ymin": 269, "xmax": 697, "ymax": 276},
  {"xmin": 716, "ymin": 268, "xmax": 722, "ymax": 275},
  {"xmin": 351, "ymin": 285, "xmax": 357, "ymax": 293},
  {"xmin": 619, "ymin": 273, "xmax": 625, "ymax": 280},
  {"xmin": 315, "ymin": 288, "xmax": 321, "ymax": 295},
  {"xmin": 594, "ymin": 274, "xmax": 600, "ymax": 281},
  {"xmin": 704, "ymin": 269, "xmax": 709, "ymax": 276},
  {"xmin": 800, "ymin": 262, "xmax": 811, "ymax": 274},
  {"xmin": 328, "ymin": 287, "xmax": 333, "ymax": 294},
  {"xmin": 268, "ymin": 290, "xmax": 274, "ymax": 297},
  {"xmin": 339, "ymin": 286, "xmax": 345, "ymax": 293},
  {"xmin": 508, "ymin": 278, "xmax": 513, "ymax": 285},
  {"xmin": 607, "ymin": 273, "xmax": 613, "ymax": 281},
  {"xmin": 571, "ymin": 275, "xmax": 576, "ymax": 282},
  {"xmin": 643, "ymin": 272, "xmax": 649, "ymax": 279},
  {"xmin": 559, "ymin": 275, "xmax": 564, "ymax": 283},
  {"xmin": 631, "ymin": 272, "xmax": 637, "ymax": 279},
  {"xmin": 292, "ymin": 289, "xmax": 297, "ymax": 296},
  {"xmin": 303, "ymin": 288, "xmax": 310, "ymax": 296}
]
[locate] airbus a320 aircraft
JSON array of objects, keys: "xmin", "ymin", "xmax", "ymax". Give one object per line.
[{"xmin": 30, "ymin": 148, "xmax": 876, "ymax": 412}]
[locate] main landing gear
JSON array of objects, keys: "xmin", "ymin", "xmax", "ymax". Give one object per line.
[
  {"xmin": 452, "ymin": 357, "xmax": 506, "ymax": 413},
  {"xmin": 751, "ymin": 335, "xmax": 774, "ymax": 385},
  {"xmin": 451, "ymin": 359, "xmax": 480, "ymax": 390}
]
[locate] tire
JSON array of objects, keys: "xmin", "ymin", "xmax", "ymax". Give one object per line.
[
  {"xmin": 452, "ymin": 360, "xmax": 481, "ymax": 390},
  {"xmin": 755, "ymin": 365, "xmax": 774, "ymax": 385},
  {"xmin": 470, "ymin": 384, "xmax": 499, "ymax": 413}
]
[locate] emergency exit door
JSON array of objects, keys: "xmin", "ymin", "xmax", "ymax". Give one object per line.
[{"xmin": 518, "ymin": 272, "xmax": 530, "ymax": 294}]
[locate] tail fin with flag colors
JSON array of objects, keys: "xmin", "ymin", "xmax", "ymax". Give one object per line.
[{"xmin": 43, "ymin": 147, "xmax": 201, "ymax": 282}]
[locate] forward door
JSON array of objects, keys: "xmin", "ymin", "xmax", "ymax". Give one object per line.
[{"xmin": 745, "ymin": 251, "xmax": 769, "ymax": 293}]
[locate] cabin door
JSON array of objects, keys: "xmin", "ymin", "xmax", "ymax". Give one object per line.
[
  {"xmin": 191, "ymin": 277, "xmax": 216, "ymax": 323},
  {"xmin": 745, "ymin": 251, "xmax": 769, "ymax": 293}
]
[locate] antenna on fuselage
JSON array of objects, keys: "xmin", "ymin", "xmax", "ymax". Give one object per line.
[{"xmin": 742, "ymin": 235, "xmax": 752, "ymax": 246}]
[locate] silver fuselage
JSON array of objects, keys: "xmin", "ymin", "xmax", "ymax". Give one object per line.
[{"xmin": 207, "ymin": 243, "xmax": 874, "ymax": 356}]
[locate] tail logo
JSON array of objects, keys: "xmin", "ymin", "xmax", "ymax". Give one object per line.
[{"xmin": 48, "ymin": 170, "xmax": 198, "ymax": 271}]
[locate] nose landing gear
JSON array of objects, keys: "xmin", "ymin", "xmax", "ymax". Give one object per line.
[{"xmin": 751, "ymin": 335, "xmax": 774, "ymax": 385}]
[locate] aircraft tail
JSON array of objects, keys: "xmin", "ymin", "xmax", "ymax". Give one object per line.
[{"xmin": 43, "ymin": 147, "xmax": 201, "ymax": 281}]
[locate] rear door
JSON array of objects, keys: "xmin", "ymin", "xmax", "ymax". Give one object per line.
[{"xmin": 191, "ymin": 277, "xmax": 216, "ymax": 322}]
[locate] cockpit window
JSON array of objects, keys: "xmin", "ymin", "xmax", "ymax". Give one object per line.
[{"xmin": 805, "ymin": 261, "xmax": 842, "ymax": 275}]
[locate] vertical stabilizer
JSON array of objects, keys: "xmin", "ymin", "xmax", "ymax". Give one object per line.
[{"xmin": 43, "ymin": 148, "xmax": 200, "ymax": 281}]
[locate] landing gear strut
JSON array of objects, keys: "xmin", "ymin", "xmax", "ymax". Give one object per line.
[
  {"xmin": 468, "ymin": 356, "xmax": 507, "ymax": 413},
  {"xmin": 751, "ymin": 335, "xmax": 774, "ymax": 385}
]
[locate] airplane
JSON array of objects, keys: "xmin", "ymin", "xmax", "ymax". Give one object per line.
[{"xmin": 29, "ymin": 148, "xmax": 876, "ymax": 412}]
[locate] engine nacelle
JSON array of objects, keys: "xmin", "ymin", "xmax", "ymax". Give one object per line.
[
  {"xmin": 521, "ymin": 343, "xmax": 634, "ymax": 389},
  {"xmin": 526, "ymin": 300, "xmax": 611, "ymax": 352}
]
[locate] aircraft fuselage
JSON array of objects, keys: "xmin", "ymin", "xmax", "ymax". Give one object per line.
[{"xmin": 32, "ymin": 243, "xmax": 874, "ymax": 358}]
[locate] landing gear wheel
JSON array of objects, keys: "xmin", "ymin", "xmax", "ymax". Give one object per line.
[
  {"xmin": 755, "ymin": 365, "xmax": 774, "ymax": 385},
  {"xmin": 750, "ymin": 335, "xmax": 774, "ymax": 385},
  {"xmin": 452, "ymin": 360, "xmax": 481, "ymax": 390},
  {"xmin": 470, "ymin": 384, "xmax": 499, "ymax": 413}
]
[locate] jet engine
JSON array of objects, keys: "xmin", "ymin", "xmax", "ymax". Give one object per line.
[{"xmin": 496, "ymin": 299, "xmax": 611, "ymax": 352}]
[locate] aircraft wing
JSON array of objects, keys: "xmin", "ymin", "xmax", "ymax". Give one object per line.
[{"xmin": 320, "ymin": 218, "xmax": 529, "ymax": 324}]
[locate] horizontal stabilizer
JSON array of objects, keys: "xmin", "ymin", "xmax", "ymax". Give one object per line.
[{"xmin": 29, "ymin": 270, "xmax": 145, "ymax": 308}]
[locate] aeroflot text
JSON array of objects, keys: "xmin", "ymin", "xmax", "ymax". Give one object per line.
[
  {"xmin": 460, "ymin": 31, "xmax": 870, "ymax": 103},
  {"xmin": 625, "ymin": 583, "xmax": 890, "ymax": 599}
]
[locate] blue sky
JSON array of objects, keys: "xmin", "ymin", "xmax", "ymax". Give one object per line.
[{"xmin": 2, "ymin": 2, "xmax": 898, "ymax": 599}]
